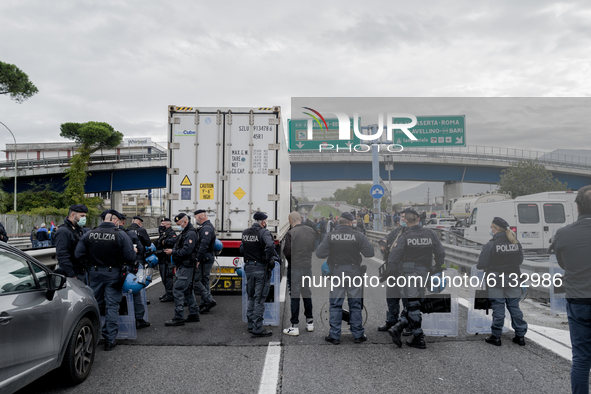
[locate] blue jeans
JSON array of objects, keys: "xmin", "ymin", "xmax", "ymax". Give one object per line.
[
  {"xmin": 567, "ymin": 302, "xmax": 591, "ymax": 394},
  {"xmin": 488, "ymin": 285, "xmax": 528, "ymax": 338},
  {"xmin": 328, "ymin": 265, "xmax": 364, "ymax": 339},
  {"xmin": 88, "ymin": 270, "xmax": 123, "ymax": 343},
  {"xmin": 287, "ymin": 266, "xmax": 313, "ymax": 325},
  {"xmin": 246, "ymin": 269, "xmax": 271, "ymax": 334}
]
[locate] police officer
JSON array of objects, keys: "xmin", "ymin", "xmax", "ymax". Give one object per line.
[
  {"xmin": 0, "ymin": 221, "xmax": 8, "ymax": 243},
  {"xmin": 54, "ymin": 204, "xmax": 89, "ymax": 282},
  {"xmin": 316, "ymin": 212, "xmax": 374, "ymax": 345},
  {"xmin": 164, "ymin": 213, "xmax": 200, "ymax": 326},
  {"xmin": 157, "ymin": 218, "xmax": 177, "ymax": 302},
  {"xmin": 476, "ymin": 216, "xmax": 527, "ymax": 347},
  {"xmin": 75, "ymin": 209, "xmax": 136, "ymax": 351},
  {"xmin": 377, "ymin": 212, "xmax": 411, "ymax": 335},
  {"xmin": 387, "ymin": 208, "xmax": 445, "ymax": 349},
  {"xmin": 552, "ymin": 185, "xmax": 591, "ymax": 393},
  {"xmin": 240, "ymin": 212, "xmax": 277, "ymax": 338},
  {"xmin": 119, "ymin": 215, "xmax": 151, "ymax": 329},
  {"xmin": 128, "ymin": 216, "xmax": 151, "ymax": 248},
  {"xmin": 193, "ymin": 209, "xmax": 218, "ymax": 313}
]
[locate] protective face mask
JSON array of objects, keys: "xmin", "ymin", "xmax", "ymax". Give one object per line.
[
  {"xmin": 352, "ymin": 223, "xmax": 357, "ymax": 228},
  {"xmin": 78, "ymin": 216, "xmax": 87, "ymax": 227},
  {"xmin": 159, "ymin": 225, "xmax": 166, "ymax": 232},
  {"xmin": 490, "ymin": 230, "xmax": 494, "ymax": 236},
  {"xmin": 400, "ymin": 221, "xmax": 408, "ymax": 227}
]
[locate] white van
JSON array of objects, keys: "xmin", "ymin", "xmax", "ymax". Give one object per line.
[
  {"xmin": 450, "ymin": 193, "xmax": 511, "ymax": 219},
  {"xmin": 463, "ymin": 191, "xmax": 577, "ymax": 252}
]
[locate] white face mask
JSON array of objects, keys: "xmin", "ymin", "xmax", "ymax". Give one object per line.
[
  {"xmin": 352, "ymin": 223, "xmax": 357, "ymax": 228},
  {"xmin": 77, "ymin": 216, "xmax": 87, "ymax": 226}
]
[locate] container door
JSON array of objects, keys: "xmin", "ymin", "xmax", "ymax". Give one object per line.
[
  {"xmin": 168, "ymin": 110, "xmax": 224, "ymax": 231},
  {"xmin": 221, "ymin": 111, "xmax": 279, "ymax": 236}
]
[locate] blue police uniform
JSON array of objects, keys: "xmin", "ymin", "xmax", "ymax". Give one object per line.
[
  {"xmin": 194, "ymin": 218, "xmax": 217, "ymax": 311},
  {"xmin": 157, "ymin": 225, "xmax": 177, "ymax": 301},
  {"xmin": 75, "ymin": 220, "xmax": 136, "ymax": 349},
  {"xmin": 166, "ymin": 220, "xmax": 200, "ymax": 326},
  {"xmin": 316, "ymin": 221, "xmax": 374, "ymax": 343},
  {"xmin": 387, "ymin": 224, "xmax": 445, "ymax": 349},
  {"xmin": 122, "ymin": 225, "xmax": 149, "ymax": 327},
  {"xmin": 240, "ymin": 217, "xmax": 277, "ymax": 337},
  {"xmin": 477, "ymin": 231, "xmax": 527, "ymax": 344},
  {"xmin": 378, "ymin": 226, "xmax": 408, "ymax": 331},
  {"xmin": 54, "ymin": 217, "xmax": 87, "ymax": 282}
]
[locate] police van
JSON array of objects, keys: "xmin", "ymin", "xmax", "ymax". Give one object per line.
[
  {"xmin": 463, "ymin": 191, "xmax": 577, "ymax": 252},
  {"xmin": 166, "ymin": 106, "xmax": 291, "ymax": 293}
]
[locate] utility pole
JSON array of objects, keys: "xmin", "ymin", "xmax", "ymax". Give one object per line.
[{"xmin": 427, "ymin": 188, "xmax": 430, "ymax": 206}]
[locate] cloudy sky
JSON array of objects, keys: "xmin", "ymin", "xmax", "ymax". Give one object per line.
[{"xmin": 1, "ymin": 0, "xmax": 590, "ymax": 199}]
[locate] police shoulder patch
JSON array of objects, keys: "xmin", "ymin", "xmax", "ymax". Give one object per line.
[
  {"xmin": 205, "ymin": 231, "xmax": 209, "ymax": 235},
  {"xmin": 189, "ymin": 239, "xmax": 193, "ymax": 243}
]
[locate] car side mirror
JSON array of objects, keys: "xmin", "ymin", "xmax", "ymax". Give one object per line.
[{"xmin": 46, "ymin": 273, "xmax": 66, "ymax": 300}]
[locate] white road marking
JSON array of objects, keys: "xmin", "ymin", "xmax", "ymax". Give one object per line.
[
  {"xmin": 258, "ymin": 341, "xmax": 282, "ymax": 394},
  {"xmin": 146, "ymin": 277, "xmax": 162, "ymax": 289},
  {"xmin": 458, "ymin": 297, "xmax": 572, "ymax": 361}
]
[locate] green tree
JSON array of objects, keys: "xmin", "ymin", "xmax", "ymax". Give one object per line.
[
  {"xmin": 332, "ymin": 183, "xmax": 388, "ymax": 210},
  {"xmin": 0, "ymin": 61, "xmax": 39, "ymax": 103},
  {"xmin": 60, "ymin": 122, "xmax": 123, "ymax": 204},
  {"xmin": 498, "ymin": 159, "xmax": 568, "ymax": 198}
]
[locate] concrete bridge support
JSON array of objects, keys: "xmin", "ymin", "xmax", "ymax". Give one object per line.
[{"xmin": 443, "ymin": 181, "xmax": 463, "ymax": 211}]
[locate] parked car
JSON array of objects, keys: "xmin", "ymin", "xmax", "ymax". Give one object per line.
[
  {"xmin": 0, "ymin": 243, "xmax": 100, "ymax": 394},
  {"xmin": 424, "ymin": 218, "xmax": 458, "ymax": 231}
]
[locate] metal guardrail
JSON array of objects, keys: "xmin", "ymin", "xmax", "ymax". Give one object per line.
[
  {"xmin": 0, "ymin": 152, "xmax": 167, "ymax": 171},
  {"xmin": 366, "ymin": 228, "xmax": 552, "ymax": 300},
  {"xmin": 290, "ymin": 144, "xmax": 591, "ymax": 171}
]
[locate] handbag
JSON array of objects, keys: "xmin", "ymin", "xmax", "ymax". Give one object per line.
[{"xmin": 474, "ymin": 272, "xmax": 492, "ymax": 314}]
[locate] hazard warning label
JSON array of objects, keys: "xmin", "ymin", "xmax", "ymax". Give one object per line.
[
  {"xmin": 181, "ymin": 175, "xmax": 192, "ymax": 186},
  {"xmin": 200, "ymin": 183, "xmax": 214, "ymax": 200}
]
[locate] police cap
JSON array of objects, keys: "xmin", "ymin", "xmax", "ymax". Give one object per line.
[
  {"xmin": 174, "ymin": 213, "xmax": 187, "ymax": 222},
  {"xmin": 70, "ymin": 204, "xmax": 88, "ymax": 213},
  {"xmin": 105, "ymin": 209, "xmax": 123, "ymax": 220},
  {"xmin": 161, "ymin": 217, "xmax": 171, "ymax": 222},
  {"xmin": 492, "ymin": 217, "xmax": 509, "ymax": 230},
  {"xmin": 253, "ymin": 212, "xmax": 268, "ymax": 220},
  {"xmin": 132, "ymin": 216, "xmax": 143, "ymax": 222},
  {"xmin": 100, "ymin": 210, "xmax": 110, "ymax": 220},
  {"xmin": 401, "ymin": 208, "xmax": 419, "ymax": 217},
  {"xmin": 120, "ymin": 214, "xmax": 127, "ymax": 221},
  {"xmin": 341, "ymin": 212, "xmax": 355, "ymax": 221},
  {"xmin": 194, "ymin": 209, "xmax": 206, "ymax": 215}
]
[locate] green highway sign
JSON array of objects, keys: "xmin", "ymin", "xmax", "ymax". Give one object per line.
[
  {"xmin": 288, "ymin": 118, "xmax": 361, "ymax": 151},
  {"xmin": 393, "ymin": 115, "xmax": 466, "ymax": 147}
]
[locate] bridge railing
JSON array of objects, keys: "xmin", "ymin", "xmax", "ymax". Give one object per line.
[
  {"xmin": 0, "ymin": 152, "xmax": 167, "ymax": 171},
  {"xmin": 290, "ymin": 144, "xmax": 591, "ymax": 171}
]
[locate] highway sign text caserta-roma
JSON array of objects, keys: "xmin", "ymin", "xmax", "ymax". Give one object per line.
[
  {"xmin": 392, "ymin": 115, "xmax": 466, "ymax": 147},
  {"xmin": 288, "ymin": 118, "xmax": 361, "ymax": 151}
]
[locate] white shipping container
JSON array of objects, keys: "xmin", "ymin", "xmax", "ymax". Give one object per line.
[{"xmin": 166, "ymin": 106, "xmax": 290, "ymax": 242}]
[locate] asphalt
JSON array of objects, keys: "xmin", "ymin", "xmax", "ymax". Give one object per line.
[{"xmin": 18, "ymin": 255, "xmax": 579, "ymax": 393}]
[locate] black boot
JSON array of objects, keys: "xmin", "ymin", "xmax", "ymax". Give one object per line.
[
  {"xmin": 388, "ymin": 323, "xmax": 404, "ymax": 348},
  {"xmin": 406, "ymin": 334, "xmax": 426, "ymax": 349},
  {"xmin": 378, "ymin": 323, "xmax": 394, "ymax": 332}
]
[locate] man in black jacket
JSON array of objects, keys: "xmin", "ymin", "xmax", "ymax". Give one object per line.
[
  {"xmin": 127, "ymin": 216, "xmax": 151, "ymax": 248},
  {"xmin": 164, "ymin": 213, "xmax": 200, "ymax": 326},
  {"xmin": 54, "ymin": 204, "xmax": 88, "ymax": 282},
  {"xmin": 193, "ymin": 209, "xmax": 217, "ymax": 313},
  {"xmin": 157, "ymin": 218, "xmax": 177, "ymax": 302},
  {"xmin": 553, "ymin": 185, "xmax": 591, "ymax": 393},
  {"xmin": 241, "ymin": 212, "xmax": 277, "ymax": 338},
  {"xmin": 283, "ymin": 211, "xmax": 316, "ymax": 336}
]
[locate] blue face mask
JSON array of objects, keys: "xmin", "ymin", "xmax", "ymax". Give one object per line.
[
  {"xmin": 400, "ymin": 221, "xmax": 408, "ymax": 227},
  {"xmin": 78, "ymin": 216, "xmax": 87, "ymax": 227},
  {"xmin": 490, "ymin": 229, "xmax": 494, "ymax": 236}
]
